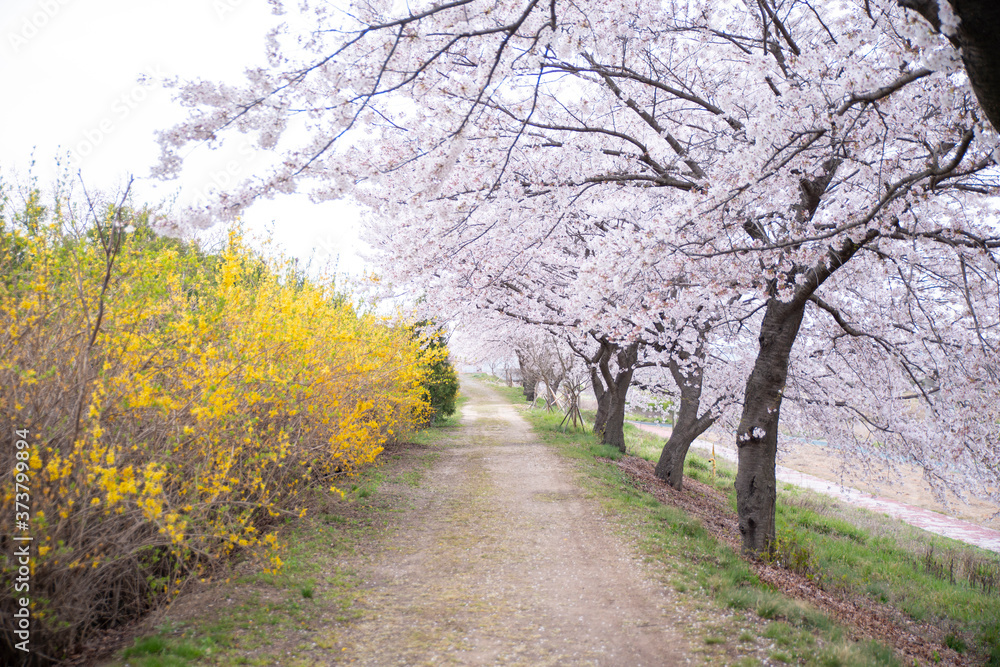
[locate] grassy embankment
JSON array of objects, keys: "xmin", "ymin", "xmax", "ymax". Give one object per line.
[
  {"xmin": 107, "ymin": 396, "xmax": 469, "ymax": 667},
  {"xmin": 487, "ymin": 377, "xmax": 1000, "ymax": 666}
]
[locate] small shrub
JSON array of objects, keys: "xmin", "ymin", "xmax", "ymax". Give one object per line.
[
  {"xmin": 726, "ymin": 588, "xmax": 757, "ymax": 611},
  {"xmin": 757, "ymin": 597, "xmax": 783, "ymax": 620},
  {"xmin": 965, "ymin": 553, "xmax": 1000, "ymax": 595},
  {"xmin": 412, "ymin": 321, "xmax": 459, "ymax": 425},
  {"xmin": 767, "ymin": 529, "xmax": 824, "ymax": 584},
  {"xmin": 978, "ymin": 622, "xmax": 1000, "ymax": 666},
  {"xmin": 943, "ymin": 632, "xmax": 966, "ymax": 653}
]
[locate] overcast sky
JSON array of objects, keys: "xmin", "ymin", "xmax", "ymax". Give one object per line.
[{"xmin": 1, "ymin": 0, "xmax": 368, "ymax": 275}]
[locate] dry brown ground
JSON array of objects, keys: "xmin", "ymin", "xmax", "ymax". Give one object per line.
[
  {"xmin": 324, "ymin": 377, "xmax": 693, "ymax": 665},
  {"xmin": 775, "ymin": 440, "xmax": 1000, "ymax": 530}
]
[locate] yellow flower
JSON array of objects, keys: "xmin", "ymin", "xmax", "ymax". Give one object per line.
[{"xmin": 2, "ymin": 219, "xmax": 447, "ymax": 598}]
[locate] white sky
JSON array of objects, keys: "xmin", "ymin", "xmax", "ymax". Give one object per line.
[{"xmin": 0, "ymin": 0, "xmax": 369, "ymax": 276}]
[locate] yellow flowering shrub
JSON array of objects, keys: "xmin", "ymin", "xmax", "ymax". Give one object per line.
[{"xmin": 0, "ymin": 190, "xmax": 441, "ymax": 659}]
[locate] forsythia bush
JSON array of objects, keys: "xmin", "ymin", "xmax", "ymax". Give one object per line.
[{"xmin": 0, "ymin": 190, "xmax": 440, "ymax": 661}]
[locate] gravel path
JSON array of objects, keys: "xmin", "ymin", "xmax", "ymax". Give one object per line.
[{"xmin": 338, "ymin": 377, "xmax": 689, "ymax": 666}]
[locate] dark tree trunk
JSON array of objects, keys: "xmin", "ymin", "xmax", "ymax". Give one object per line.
[
  {"xmin": 653, "ymin": 326, "xmax": 716, "ymax": 490},
  {"xmin": 521, "ymin": 378, "xmax": 536, "ymax": 402},
  {"xmin": 734, "ymin": 298, "xmax": 806, "ymax": 555},
  {"xmin": 654, "ymin": 351, "xmax": 717, "ymax": 490},
  {"xmin": 601, "ymin": 375, "xmax": 632, "ymax": 452},
  {"xmin": 591, "ymin": 358, "xmax": 610, "ymax": 434},
  {"xmin": 899, "ymin": 0, "xmax": 1000, "ymax": 130},
  {"xmin": 733, "ymin": 227, "xmax": 876, "ymax": 556},
  {"xmin": 955, "ymin": 2, "xmax": 1000, "ymax": 131},
  {"xmin": 730, "ymin": 157, "xmax": 870, "ymax": 556},
  {"xmin": 597, "ymin": 341, "xmax": 639, "ymax": 453},
  {"xmin": 516, "ymin": 350, "xmax": 537, "ymax": 402}
]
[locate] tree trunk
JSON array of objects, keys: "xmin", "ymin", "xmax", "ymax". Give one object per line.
[
  {"xmin": 656, "ymin": 421, "xmax": 710, "ymax": 489},
  {"xmin": 654, "ymin": 328, "xmax": 717, "ymax": 490},
  {"xmin": 601, "ymin": 375, "xmax": 632, "ymax": 452},
  {"xmin": 955, "ymin": 2, "xmax": 1000, "ymax": 131},
  {"xmin": 597, "ymin": 341, "xmax": 639, "ymax": 453},
  {"xmin": 899, "ymin": 0, "xmax": 1000, "ymax": 131},
  {"xmin": 591, "ymin": 364, "xmax": 610, "ymax": 434},
  {"xmin": 522, "ymin": 378, "xmax": 536, "ymax": 402},
  {"xmin": 734, "ymin": 299, "xmax": 806, "ymax": 555},
  {"xmin": 654, "ymin": 363, "xmax": 716, "ymax": 490},
  {"xmin": 730, "ymin": 161, "xmax": 866, "ymax": 556},
  {"xmin": 516, "ymin": 350, "xmax": 537, "ymax": 402}
]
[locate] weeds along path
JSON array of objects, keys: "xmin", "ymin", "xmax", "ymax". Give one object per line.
[{"xmin": 338, "ymin": 376, "xmax": 688, "ymax": 666}]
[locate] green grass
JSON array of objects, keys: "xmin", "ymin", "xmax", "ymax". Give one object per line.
[
  {"xmin": 484, "ymin": 379, "xmax": 535, "ymax": 408},
  {"xmin": 410, "ymin": 391, "xmax": 470, "ymax": 446},
  {"xmin": 115, "ymin": 376, "xmax": 1000, "ymax": 665},
  {"xmin": 110, "ymin": 500, "xmax": 371, "ymax": 666},
  {"xmin": 510, "ymin": 407, "xmax": 887, "ymax": 664},
  {"xmin": 432, "ymin": 390, "xmax": 471, "ymax": 428},
  {"xmin": 490, "ymin": 380, "xmax": 1000, "ymax": 665},
  {"xmin": 120, "ymin": 635, "xmax": 207, "ymax": 664},
  {"xmin": 624, "ymin": 419, "xmax": 1000, "ymax": 663},
  {"xmin": 110, "ymin": 397, "xmax": 466, "ymax": 666}
]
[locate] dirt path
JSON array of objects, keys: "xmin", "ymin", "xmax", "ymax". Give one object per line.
[{"xmin": 337, "ymin": 377, "xmax": 689, "ymax": 666}]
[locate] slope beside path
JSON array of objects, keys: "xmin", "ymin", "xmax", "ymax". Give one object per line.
[
  {"xmin": 333, "ymin": 377, "xmax": 689, "ymax": 665},
  {"xmin": 633, "ymin": 422, "xmax": 1000, "ymax": 554}
]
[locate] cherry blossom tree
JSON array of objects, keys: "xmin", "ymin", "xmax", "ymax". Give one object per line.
[
  {"xmin": 156, "ymin": 0, "xmax": 1000, "ymax": 554},
  {"xmin": 899, "ymin": 1, "xmax": 1000, "ymax": 128},
  {"xmin": 778, "ymin": 241, "xmax": 1000, "ymax": 507}
]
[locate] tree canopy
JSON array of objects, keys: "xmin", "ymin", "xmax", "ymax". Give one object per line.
[{"xmin": 156, "ymin": 0, "xmax": 1000, "ymax": 554}]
